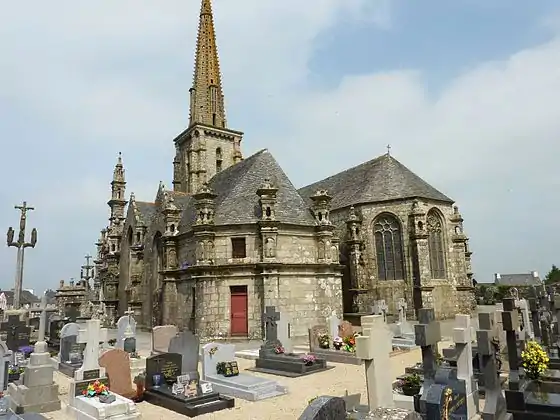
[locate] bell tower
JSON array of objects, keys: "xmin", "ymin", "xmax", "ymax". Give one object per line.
[{"xmin": 173, "ymin": 0, "xmax": 243, "ymax": 194}]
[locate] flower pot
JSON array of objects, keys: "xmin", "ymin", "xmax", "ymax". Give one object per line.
[
  {"xmin": 8, "ymin": 374, "xmax": 20, "ymax": 383},
  {"xmin": 333, "ymin": 343, "xmax": 342, "ymax": 350},
  {"xmin": 401, "ymin": 385, "xmax": 421, "ymax": 396},
  {"xmin": 152, "ymin": 374, "xmax": 162, "ymax": 387}
]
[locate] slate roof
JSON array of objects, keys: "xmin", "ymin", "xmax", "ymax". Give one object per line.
[
  {"xmin": 0, "ymin": 290, "xmax": 40, "ymax": 306},
  {"xmin": 180, "ymin": 149, "xmax": 315, "ymax": 231},
  {"xmin": 134, "ymin": 201, "xmax": 157, "ymax": 225},
  {"xmin": 298, "ymin": 153, "xmax": 453, "ymax": 210},
  {"xmin": 494, "ymin": 273, "xmax": 542, "ymax": 287}
]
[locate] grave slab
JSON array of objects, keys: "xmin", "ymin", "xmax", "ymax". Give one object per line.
[{"xmin": 201, "ymin": 342, "xmax": 287, "ymax": 401}]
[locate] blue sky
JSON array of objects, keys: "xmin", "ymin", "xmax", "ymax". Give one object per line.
[{"xmin": 1, "ymin": 0, "xmax": 560, "ymax": 293}]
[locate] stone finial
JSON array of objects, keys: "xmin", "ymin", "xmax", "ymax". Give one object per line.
[
  {"xmin": 130, "ymin": 192, "xmax": 135, "ymax": 202},
  {"xmin": 256, "ymin": 178, "xmax": 278, "ymax": 198},
  {"xmin": 59, "ymin": 279, "xmax": 65, "ymax": 289},
  {"xmin": 347, "ymin": 206, "xmax": 359, "ymax": 222},
  {"xmin": 194, "ymin": 182, "xmax": 217, "ymax": 201}
]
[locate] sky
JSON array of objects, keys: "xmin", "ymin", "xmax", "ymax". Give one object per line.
[{"xmin": 1, "ymin": 0, "xmax": 560, "ymax": 292}]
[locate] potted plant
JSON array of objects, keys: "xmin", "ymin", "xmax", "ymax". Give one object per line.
[
  {"xmin": 332, "ymin": 336, "xmax": 343, "ymax": 350},
  {"xmin": 522, "ymin": 340, "xmax": 549, "ymax": 381},
  {"xmin": 399, "ymin": 373, "xmax": 422, "ymax": 396},
  {"xmin": 274, "ymin": 345, "xmax": 285, "ymax": 354},
  {"xmin": 18, "ymin": 345, "xmax": 34, "ymax": 359},
  {"xmin": 318, "ymin": 333, "xmax": 330, "ymax": 349},
  {"xmin": 301, "ymin": 354, "xmax": 316, "ymax": 366},
  {"xmin": 8, "ymin": 365, "xmax": 24, "ymax": 382},
  {"xmin": 108, "ymin": 339, "xmax": 117, "ymax": 347},
  {"xmin": 133, "ymin": 371, "xmax": 145, "ymax": 402}
]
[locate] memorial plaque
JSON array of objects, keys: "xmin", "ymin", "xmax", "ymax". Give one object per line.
[{"xmin": 146, "ymin": 353, "xmax": 182, "ymax": 388}]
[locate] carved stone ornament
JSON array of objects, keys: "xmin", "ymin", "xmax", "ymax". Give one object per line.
[
  {"xmin": 195, "ymin": 241, "xmax": 205, "ymax": 262},
  {"xmin": 318, "ymin": 240, "xmax": 326, "ymax": 260},
  {"xmin": 264, "ymin": 237, "xmax": 276, "ymax": 258},
  {"xmin": 167, "ymin": 248, "xmax": 177, "ymax": 268},
  {"xmin": 204, "ymin": 240, "xmax": 214, "ymax": 261},
  {"xmin": 330, "ymin": 243, "xmax": 338, "ymax": 262}
]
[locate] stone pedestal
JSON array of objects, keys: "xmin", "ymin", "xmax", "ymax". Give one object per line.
[
  {"xmin": 66, "ymin": 393, "xmax": 141, "ymax": 420},
  {"xmin": 7, "ymin": 341, "xmax": 60, "ymax": 414}
]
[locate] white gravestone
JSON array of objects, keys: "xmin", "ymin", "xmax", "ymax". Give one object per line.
[
  {"xmin": 277, "ymin": 312, "xmax": 293, "ymax": 353},
  {"xmin": 75, "ymin": 319, "xmax": 108, "ymax": 380},
  {"xmin": 453, "ymin": 314, "xmax": 478, "ymax": 418},
  {"xmin": 517, "ymin": 299, "xmax": 533, "ymax": 339},
  {"xmin": 327, "ymin": 313, "xmax": 340, "ymax": 340},
  {"xmin": 355, "ymin": 315, "xmax": 394, "ymax": 410},
  {"xmin": 116, "ymin": 311, "xmax": 137, "ymax": 350}
]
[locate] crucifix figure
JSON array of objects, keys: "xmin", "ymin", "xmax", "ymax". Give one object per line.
[
  {"xmin": 263, "ymin": 306, "xmax": 280, "ymax": 343},
  {"xmin": 6, "ymin": 201, "xmax": 38, "ymax": 310},
  {"xmin": 386, "ymin": 144, "xmax": 391, "ymax": 155}
]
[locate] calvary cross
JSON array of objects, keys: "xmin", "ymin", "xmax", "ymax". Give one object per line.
[{"xmin": 263, "ymin": 306, "xmax": 280, "ymax": 342}]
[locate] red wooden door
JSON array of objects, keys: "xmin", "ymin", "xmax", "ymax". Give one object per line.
[{"xmin": 230, "ymin": 286, "xmax": 248, "ymax": 336}]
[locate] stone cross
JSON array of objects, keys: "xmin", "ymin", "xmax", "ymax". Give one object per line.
[
  {"xmin": 517, "ymin": 299, "xmax": 533, "ymax": 339},
  {"xmin": 527, "ymin": 298, "xmax": 542, "ymax": 339},
  {"xmin": 452, "ymin": 314, "xmax": 478, "ymax": 417},
  {"xmin": 263, "ymin": 306, "xmax": 280, "ymax": 343},
  {"xmin": 477, "ymin": 312, "xmax": 509, "ymax": 420},
  {"xmin": 278, "ymin": 312, "xmax": 293, "ymax": 353},
  {"xmin": 37, "ymin": 293, "xmax": 48, "ymax": 343},
  {"xmin": 414, "ymin": 309, "xmax": 441, "ymax": 383},
  {"xmin": 76, "ymin": 319, "xmax": 108, "ymax": 378},
  {"xmin": 379, "ymin": 300, "xmax": 388, "ymax": 322},
  {"xmin": 355, "ymin": 315, "xmax": 394, "ymax": 410},
  {"xmin": 502, "ymin": 298, "xmax": 523, "ymax": 390}
]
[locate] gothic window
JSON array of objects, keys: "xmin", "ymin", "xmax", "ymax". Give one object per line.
[
  {"xmin": 427, "ymin": 209, "xmax": 446, "ymax": 279},
  {"xmin": 136, "ymin": 231, "xmax": 141, "ymax": 243},
  {"xmin": 373, "ymin": 214, "xmax": 405, "ymax": 281},
  {"xmin": 209, "ymin": 86, "xmax": 218, "ymax": 114},
  {"xmin": 216, "ymin": 147, "xmax": 223, "ymax": 172}
]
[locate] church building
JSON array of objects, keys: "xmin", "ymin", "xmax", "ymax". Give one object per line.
[{"xmin": 93, "ymin": 0, "xmax": 475, "ymax": 339}]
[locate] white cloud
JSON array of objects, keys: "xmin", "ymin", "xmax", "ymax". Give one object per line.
[{"xmin": 0, "ymin": 0, "xmax": 558, "ymax": 289}]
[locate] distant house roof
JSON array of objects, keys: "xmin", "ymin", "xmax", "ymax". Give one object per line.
[
  {"xmin": 493, "ymin": 272, "xmax": 542, "ymax": 287},
  {"xmin": 0, "ymin": 290, "xmax": 40, "ymax": 306}
]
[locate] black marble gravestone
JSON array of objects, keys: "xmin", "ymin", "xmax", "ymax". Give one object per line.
[
  {"xmin": 0, "ymin": 315, "xmax": 31, "ymax": 353},
  {"xmin": 250, "ymin": 306, "xmax": 330, "ymax": 378},
  {"xmin": 144, "ymin": 352, "xmax": 234, "ymax": 417}
]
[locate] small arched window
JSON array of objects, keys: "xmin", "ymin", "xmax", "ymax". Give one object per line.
[
  {"xmin": 427, "ymin": 209, "xmax": 446, "ymax": 279},
  {"xmin": 374, "ymin": 214, "xmax": 405, "ymax": 280},
  {"xmin": 136, "ymin": 232, "xmax": 141, "ymax": 243},
  {"xmin": 216, "ymin": 147, "xmax": 223, "ymax": 172}
]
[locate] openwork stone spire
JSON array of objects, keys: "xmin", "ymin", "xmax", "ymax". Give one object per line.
[{"xmin": 189, "ymin": 0, "xmax": 226, "ymax": 128}]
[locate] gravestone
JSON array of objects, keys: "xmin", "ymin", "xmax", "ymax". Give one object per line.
[
  {"xmin": 116, "ymin": 313, "xmax": 137, "ymax": 350},
  {"xmin": 64, "ymin": 306, "xmax": 80, "ymax": 323},
  {"xmin": 152, "ymin": 325, "xmax": 178, "ymax": 354},
  {"xmin": 451, "ymin": 314, "xmax": 478, "ymax": 418},
  {"xmin": 201, "ymin": 342, "xmax": 287, "ymax": 401},
  {"xmin": 7, "ymin": 294, "xmax": 60, "ymax": 414},
  {"xmin": 278, "ymin": 312, "xmax": 293, "ymax": 354},
  {"xmin": 517, "ymin": 299, "xmax": 533, "ymax": 340},
  {"xmin": 308, "ymin": 325, "xmax": 362, "ymax": 365},
  {"xmin": 0, "ymin": 316, "xmax": 31, "ymax": 354},
  {"xmin": 327, "ymin": 313, "xmax": 340, "ymax": 340},
  {"xmin": 252, "ymin": 306, "xmax": 329, "ymax": 377},
  {"xmin": 144, "ymin": 351, "xmax": 235, "ymax": 416},
  {"xmin": 298, "ymin": 396, "xmax": 347, "ymax": 420},
  {"xmin": 99, "ymin": 349, "xmax": 135, "ymax": 398},
  {"xmin": 47, "ymin": 315, "xmax": 66, "ymax": 348},
  {"xmin": 168, "ymin": 330, "xmax": 199, "ymax": 379},
  {"xmin": 355, "ymin": 315, "xmax": 393, "ymax": 410},
  {"xmin": 58, "ymin": 322, "xmax": 83, "ymax": 377},
  {"xmin": 528, "ymin": 298, "xmax": 542, "ymax": 340},
  {"xmin": 414, "ymin": 308, "xmax": 442, "ymax": 415},
  {"xmin": 66, "ymin": 319, "xmax": 141, "ymax": 420},
  {"xmin": 0, "ymin": 342, "xmax": 11, "ymax": 391},
  {"xmin": 477, "ymin": 313, "xmax": 511, "ymax": 420}
]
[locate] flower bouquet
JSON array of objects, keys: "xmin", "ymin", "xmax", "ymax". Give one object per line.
[
  {"xmin": 301, "ymin": 354, "xmax": 316, "ymax": 366},
  {"xmin": 274, "ymin": 345, "xmax": 285, "ymax": 354},
  {"xmin": 8, "ymin": 365, "xmax": 24, "ymax": 382},
  {"xmin": 18, "ymin": 345, "xmax": 34, "ymax": 357},
  {"xmin": 343, "ymin": 335, "xmax": 356, "ymax": 352},
  {"xmin": 333, "ymin": 336, "xmax": 343, "ymax": 350},
  {"xmin": 318, "ymin": 333, "xmax": 330, "ymax": 349},
  {"xmin": 83, "ymin": 380, "xmax": 109, "ymax": 398},
  {"xmin": 522, "ymin": 340, "xmax": 549, "ymax": 381}
]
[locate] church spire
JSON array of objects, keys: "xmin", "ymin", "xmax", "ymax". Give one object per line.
[{"xmin": 189, "ymin": 0, "xmax": 226, "ymax": 129}]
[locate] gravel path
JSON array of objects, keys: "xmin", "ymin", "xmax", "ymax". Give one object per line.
[{"xmin": 43, "ymin": 342, "xmax": 454, "ymax": 420}]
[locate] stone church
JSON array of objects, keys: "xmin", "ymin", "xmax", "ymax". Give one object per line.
[{"xmin": 93, "ymin": 0, "xmax": 475, "ymax": 339}]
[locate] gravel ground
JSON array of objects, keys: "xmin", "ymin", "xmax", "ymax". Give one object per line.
[{"xmin": 43, "ymin": 341, "xmax": 453, "ymax": 420}]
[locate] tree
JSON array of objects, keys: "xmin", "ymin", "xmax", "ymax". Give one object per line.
[{"xmin": 545, "ymin": 265, "xmax": 560, "ymax": 285}]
